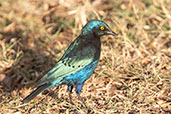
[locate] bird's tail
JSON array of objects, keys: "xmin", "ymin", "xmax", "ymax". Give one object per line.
[{"xmin": 22, "ymin": 83, "xmax": 51, "ymax": 103}]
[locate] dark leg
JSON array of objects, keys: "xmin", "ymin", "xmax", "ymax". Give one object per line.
[
  {"xmin": 76, "ymin": 84, "xmax": 87, "ymax": 108},
  {"xmin": 77, "ymin": 93, "xmax": 87, "ymax": 108},
  {"xmin": 68, "ymin": 85, "xmax": 74, "ymax": 105}
]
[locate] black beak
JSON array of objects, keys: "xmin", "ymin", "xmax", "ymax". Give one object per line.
[{"xmin": 105, "ymin": 31, "xmax": 118, "ymax": 36}]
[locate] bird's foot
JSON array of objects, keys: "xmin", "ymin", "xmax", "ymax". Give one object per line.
[{"xmin": 70, "ymin": 100, "xmax": 74, "ymax": 105}]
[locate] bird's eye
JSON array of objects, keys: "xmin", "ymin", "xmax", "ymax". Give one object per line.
[{"xmin": 100, "ymin": 26, "xmax": 104, "ymax": 31}]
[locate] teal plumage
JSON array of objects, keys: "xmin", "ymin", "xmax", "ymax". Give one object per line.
[{"xmin": 22, "ymin": 19, "xmax": 118, "ymax": 107}]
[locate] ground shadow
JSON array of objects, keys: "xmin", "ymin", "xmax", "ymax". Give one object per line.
[{"xmin": 0, "ymin": 28, "xmax": 64, "ymax": 102}]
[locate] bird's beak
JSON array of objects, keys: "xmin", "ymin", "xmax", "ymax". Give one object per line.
[{"xmin": 105, "ymin": 30, "xmax": 118, "ymax": 36}]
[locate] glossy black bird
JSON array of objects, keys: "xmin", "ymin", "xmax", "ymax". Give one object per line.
[{"xmin": 22, "ymin": 19, "xmax": 118, "ymax": 107}]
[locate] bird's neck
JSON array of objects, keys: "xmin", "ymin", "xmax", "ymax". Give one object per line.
[
  {"xmin": 80, "ymin": 33, "xmax": 101, "ymax": 46},
  {"xmin": 80, "ymin": 33, "xmax": 101, "ymax": 60}
]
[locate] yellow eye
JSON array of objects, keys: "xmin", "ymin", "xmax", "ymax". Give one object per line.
[{"xmin": 100, "ymin": 26, "xmax": 104, "ymax": 31}]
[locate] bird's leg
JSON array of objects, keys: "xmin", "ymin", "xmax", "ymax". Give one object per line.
[
  {"xmin": 68, "ymin": 85, "xmax": 74, "ymax": 105},
  {"xmin": 76, "ymin": 84, "xmax": 87, "ymax": 108},
  {"xmin": 76, "ymin": 93, "xmax": 87, "ymax": 108},
  {"xmin": 69, "ymin": 92, "xmax": 74, "ymax": 105}
]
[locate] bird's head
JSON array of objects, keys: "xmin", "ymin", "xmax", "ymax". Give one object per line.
[{"xmin": 82, "ymin": 19, "xmax": 118, "ymax": 37}]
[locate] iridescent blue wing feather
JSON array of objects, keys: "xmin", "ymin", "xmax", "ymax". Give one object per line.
[{"xmin": 33, "ymin": 37, "xmax": 98, "ymax": 88}]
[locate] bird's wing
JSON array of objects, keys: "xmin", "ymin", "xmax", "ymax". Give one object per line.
[{"xmin": 33, "ymin": 40, "xmax": 98, "ymax": 88}]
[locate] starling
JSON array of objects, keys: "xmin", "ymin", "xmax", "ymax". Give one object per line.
[{"xmin": 22, "ymin": 19, "xmax": 118, "ymax": 108}]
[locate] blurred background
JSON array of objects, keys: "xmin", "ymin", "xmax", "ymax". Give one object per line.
[{"xmin": 0, "ymin": 0, "xmax": 170, "ymax": 113}]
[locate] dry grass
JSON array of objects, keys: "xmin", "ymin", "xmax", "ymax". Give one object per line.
[{"xmin": 0, "ymin": 0, "xmax": 171, "ymax": 113}]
